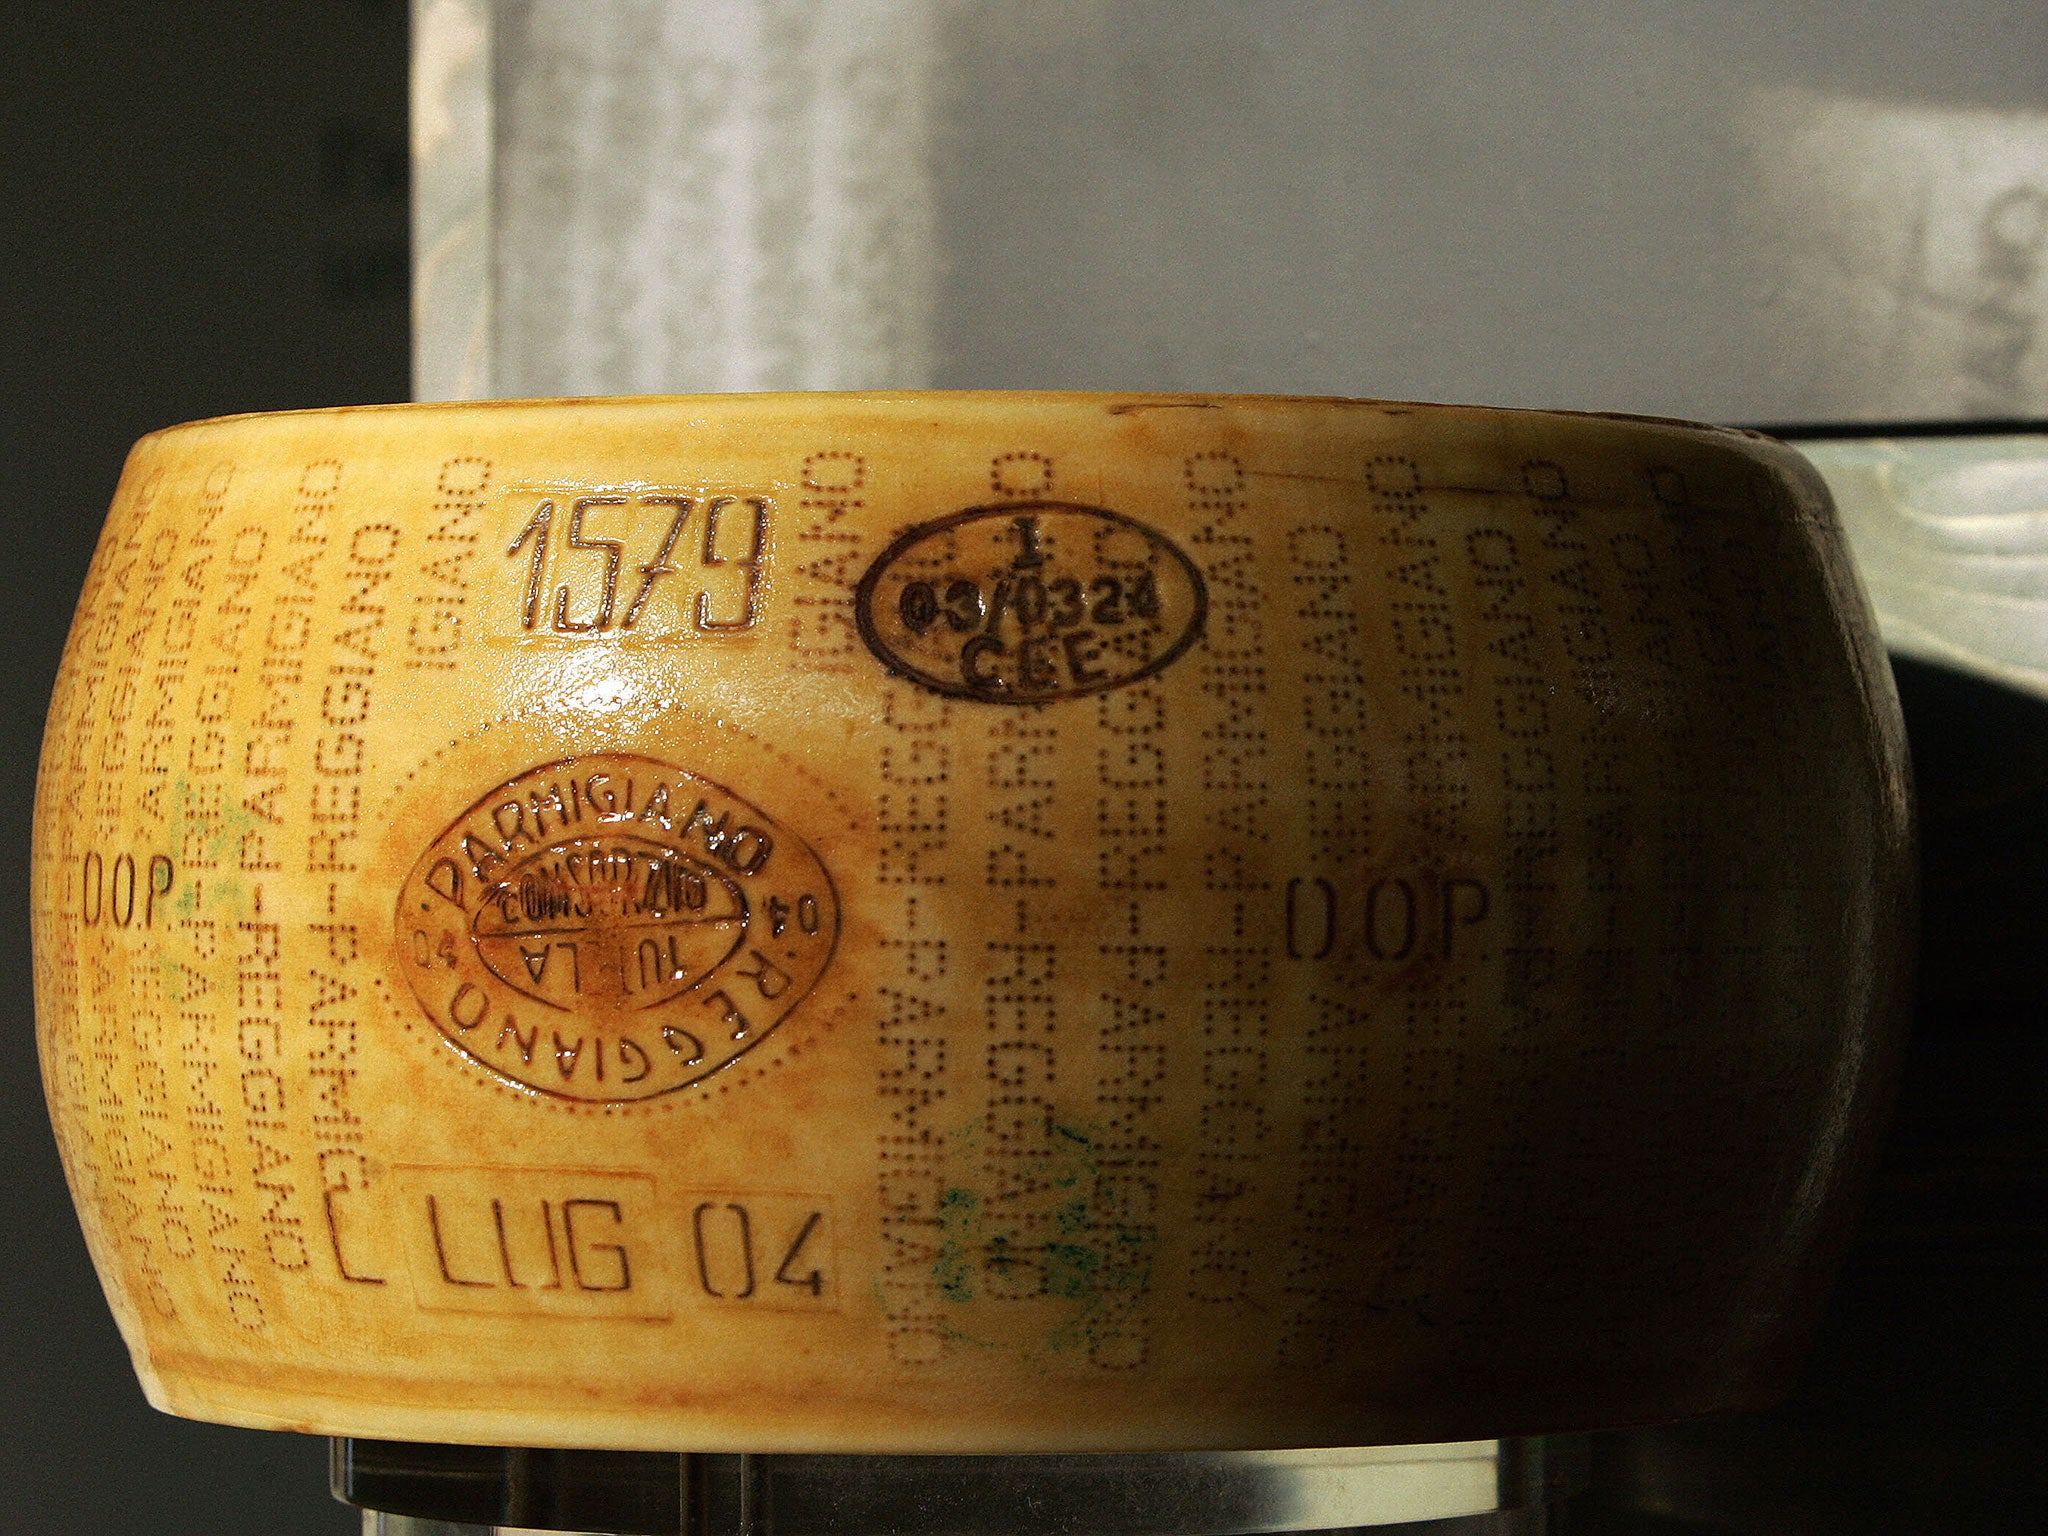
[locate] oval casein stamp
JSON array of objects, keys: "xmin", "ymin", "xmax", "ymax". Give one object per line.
[
  {"xmin": 395, "ymin": 753, "xmax": 840, "ymax": 1103},
  {"xmin": 854, "ymin": 502, "xmax": 1208, "ymax": 701}
]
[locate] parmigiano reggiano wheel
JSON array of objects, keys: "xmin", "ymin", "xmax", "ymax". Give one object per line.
[{"xmin": 32, "ymin": 393, "xmax": 1912, "ymax": 1453}]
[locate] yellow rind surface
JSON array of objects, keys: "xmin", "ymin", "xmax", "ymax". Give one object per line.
[{"xmin": 33, "ymin": 393, "xmax": 1912, "ymax": 1451}]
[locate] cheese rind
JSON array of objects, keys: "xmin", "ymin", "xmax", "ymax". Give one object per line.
[{"xmin": 32, "ymin": 393, "xmax": 1912, "ymax": 1451}]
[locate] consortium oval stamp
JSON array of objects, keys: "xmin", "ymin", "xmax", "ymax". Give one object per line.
[
  {"xmin": 854, "ymin": 502, "xmax": 1207, "ymax": 701},
  {"xmin": 395, "ymin": 753, "xmax": 840, "ymax": 1103}
]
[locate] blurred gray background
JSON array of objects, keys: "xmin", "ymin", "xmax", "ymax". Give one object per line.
[{"xmin": 439, "ymin": 0, "xmax": 2048, "ymax": 423}]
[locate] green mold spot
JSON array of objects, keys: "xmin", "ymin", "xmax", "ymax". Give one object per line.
[
  {"xmin": 152, "ymin": 955, "xmax": 189, "ymax": 1005},
  {"xmin": 1043, "ymin": 1241, "xmax": 1101, "ymax": 1300},
  {"xmin": 1051, "ymin": 1197, "xmax": 1091, "ymax": 1239},
  {"xmin": 934, "ymin": 1186, "xmax": 983, "ymax": 1303},
  {"xmin": 923, "ymin": 1113, "xmax": 1156, "ymax": 1359},
  {"xmin": 166, "ymin": 775, "xmax": 262, "ymax": 879}
]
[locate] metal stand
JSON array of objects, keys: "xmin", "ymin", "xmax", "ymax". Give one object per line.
[{"xmin": 337, "ymin": 1439, "xmax": 1578, "ymax": 1536}]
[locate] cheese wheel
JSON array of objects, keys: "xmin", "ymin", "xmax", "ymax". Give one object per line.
[{"xmin": 32, "ymin": 392, "xmax": 1912, "ymax": 1454}]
